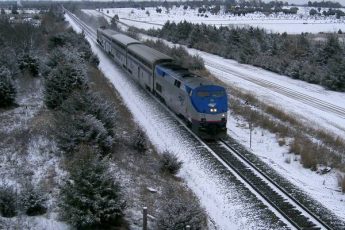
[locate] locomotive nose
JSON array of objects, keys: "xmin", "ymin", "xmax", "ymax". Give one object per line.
[{"xmin": 208, "ymin": 102, "xmax": 217, "ymax": 113}]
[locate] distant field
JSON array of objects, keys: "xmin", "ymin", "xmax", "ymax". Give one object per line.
[{"xmin": 84, "ymin": 6, "xmax": 345, "ymax": 34}]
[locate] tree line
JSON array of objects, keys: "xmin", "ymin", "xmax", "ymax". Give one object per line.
[
  {"xmin": 147, "ymin": 21, "xmax": 345, "ymax": 92},
  {"xmin": 308, "ymin": 1, "xmax": 343, "ymax": 8}
]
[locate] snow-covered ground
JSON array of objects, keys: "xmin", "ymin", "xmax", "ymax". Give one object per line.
[
  {"xmin": 201, "ymin": 53, "xmax": 345, "ymax": 137},
  {"xmin": 70, "ymin": 9, "xmax": 345, "ymax": 226},
  {"xmin": 229, "ymin": 116, "xmax": 345, "ymax": 220},
  {"xmin": 66, "ymin": 13, "xmax": 291, "ymax": 230},
  {"xmin": 85, "ymin": 5, "xmax": 345, "ymax": 34}
]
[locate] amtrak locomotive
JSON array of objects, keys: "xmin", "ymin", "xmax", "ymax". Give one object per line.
[{"xmin": 97, "ymin": 28, "xmax": 228, "ymax": 139}]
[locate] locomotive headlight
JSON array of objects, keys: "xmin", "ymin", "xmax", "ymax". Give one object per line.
[
  {"xmin": 210, "ymin": 108, "xmax": 217, "ymax": 112},
  {"xmin": 222, "ymin": 113, "xmax": 225, "ymax": 117}
]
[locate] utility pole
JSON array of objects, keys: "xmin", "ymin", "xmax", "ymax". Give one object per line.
[
  {"xmin": 249, "ymin": 121, "xmax": 252, "ymax": 149},
  {"xmin": 143, "ymin": 207, "xmax": 148, "ymax": 230}
]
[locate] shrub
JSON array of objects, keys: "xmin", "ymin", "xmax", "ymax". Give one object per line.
[
  {"xmin": 89, "ymin": 54, "xmax": 100, "ymax": 67},
  {"xmin": 156, "ymin": 186, "xmax": 206, "ymax": 229},
  {"xmin": 278, "ymin": 138, "xmax": 286, "ymax": 146},
  {"xmin": 289, "ymin": 138, "xmax": 302, "ymax": 155},
  {"xmin": 132, "ymin": 128, "xmax": 147, "ymax": 153},
  {"xmin": 159, "ymin": 151, "xmax": 183, "ymax": 175},
  {"xmin": 0, "ymin": 67, "xmax": 16, "ymax": 107},
  {"xmin": 59, "ymin": 146, "xmax": 126, "ymax": 228},
  {"xmin": 0, "ymin": 185, "xmax": 17, "ymax": 218},
  {"xmin": 19, "ymin": 183, "xmax": 47, "ymax": 216}
]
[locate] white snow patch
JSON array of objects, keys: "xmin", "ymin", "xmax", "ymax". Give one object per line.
[{"xmin": 84, "ymin": 6, "xmax": 345, "ymax": 34}]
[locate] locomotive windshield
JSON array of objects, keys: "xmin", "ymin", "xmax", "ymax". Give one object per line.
[{"xmin": 197, "ymin": 90, "xmax": 225, "ymax": 98}]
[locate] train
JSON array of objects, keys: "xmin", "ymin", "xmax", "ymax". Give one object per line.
[{"xmin": 96, "ymin": 28, "xmax": 228, "ymax": 139}]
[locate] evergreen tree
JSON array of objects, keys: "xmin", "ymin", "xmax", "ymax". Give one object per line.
[
  {"xmin": 19, "ymin": 54, "xmax": 39, "ymax": 77},
  {"xmin": 60, "ymin": 91, "xmax": 117, "ymax": 137},
  {"xmin": 0, "ymin": 185, "xmax": 17, "ymax": 218},
  {"xmin": 309, "ymin": 8, "xmax": 318, "ymax": 16},
  {"xmin": 55, "ymin": 112, "xmax": 114, "ymax": 154},
  {"xmin": 20, "ymin": 183, "xmax": 47, "ymax": 216},
  {"xmin": 59, "ymin": 146, "xmax": 126, "ymax": 229},
  {"xmin": 44, "ymin": 63, "xmax": 86, "ymax": 109},
  {"xmin": 319, "ymin": 35, "xmax": 342, "ymax": 64},
  {"xmin": 0, "ymin": 67, "xmax": 16, "ymax": 107}
]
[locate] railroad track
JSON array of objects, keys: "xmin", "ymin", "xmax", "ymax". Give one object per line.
[
  {"xmin": 205, "ymin": 60, "xmax": 345, "ymax": 119},
  {"xmin": 64, "ymin": 9, "xmax": 343, "ymax": 229},
  {"xmin": 208, "ymin": 137, "xmax": 333, "ymax": 230}
]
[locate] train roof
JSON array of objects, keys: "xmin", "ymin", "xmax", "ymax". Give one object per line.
[
  {"xmin": 112, "ymin": 34, "xmax": 140, "ymax": 47},
  {"xmin": 157, "ymin": 63, "xmax": 216, "ymax": 89},
  {"xmin": 185, "ymin": 77, "xmax": 215, "ymax": 89},
  {"xmin": 98, "ymin": 28, "xmax": 118, "ymax": 39},
  {"xmin": 128, "ymin": 44, "xmax": 173, "ymax": 67}
]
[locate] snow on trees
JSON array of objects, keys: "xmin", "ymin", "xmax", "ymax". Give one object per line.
[
  {"xmin": 156, "ymin": 186, "xmax": 207, "ymax": 229},
  {"xmin": 59, "ymin": 146, "xmax": 126, "ymax": 228},
  {"xmin": 55, "ymin": 91, "xmax": 117, "ymax": 154},
  {"xmin": 18, "ymin": 54, "xmax": 40, "ymax": 77},
  {"xmin": 19, "ymin": 183, "xmax": 47, "ymax": 216},
  {"xmin": 44, "ymin": 63, "xmax": 87, "ymax": 109},
  {"xmin": 0, "ymin": 67, "xmax": 16, "ymax": 107},
  {"xmin": 63, "ymin": 92, "xmax": 117, "ymax": 136},
  {"xmin": 0, "ymin": 185, "xmax": 17, "ymax": 218},
  {"xmin": 55, "ymin": 112, "xmax": 114, "ymax": 154}
]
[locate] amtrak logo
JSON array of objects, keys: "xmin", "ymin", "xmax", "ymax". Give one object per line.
[{"xmin": 208, "ymin": 103, "xmax": 216, "ymax": 107}]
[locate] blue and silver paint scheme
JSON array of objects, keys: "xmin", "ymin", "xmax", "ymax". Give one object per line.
[
  {"xmin": 189, "ymin": 85, "xmax": 227, "ymax": 138},
  {"xmin": 154, "ymin": 64, "xmax": 228, "ymax": 139}
]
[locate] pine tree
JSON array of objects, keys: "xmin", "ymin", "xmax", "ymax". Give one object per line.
[
  {"xmin": 0, "ymin": 185, "xmax": 17, "ymax": 218},
  {"xmin": 20, "ymin": 183, "xmax": 47, "ymax": 216},
  {"xmin": 0, "ymin": 67, "xmax": 16, "ymax": 107},
  {"xmin": 59, "ymin": 146, "xmax": 126, "ymax": 229},
  {"xmin": 44, "ymin": 63, "xmax": 86, "ymax": 109},
  {"xmin": 55, "ymin": 91, "xmax": 116, "ymax": 154},
  {"xmin": 60, "ymin": 91, "xmax": 117, "ymax": 137},
  {"xmin": 55, "ymin": 112, "xmax": 114, "ymax": 154}
]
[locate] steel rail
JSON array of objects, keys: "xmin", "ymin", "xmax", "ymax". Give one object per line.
[{"xmin": 216, "ymin": 138, "xmax": 333, "ymax": 230}]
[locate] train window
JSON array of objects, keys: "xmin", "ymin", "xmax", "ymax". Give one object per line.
[
  {"xmin": 197, "ymin": 91, "xmax": 210, "ymax": 97},
  {"xmin": 174, "ymin": 80, "xmax": 181, "ymax": 88},
  {"xmin": 156, "ymin": 83, "xmax": 162, "ymax": 93}
]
